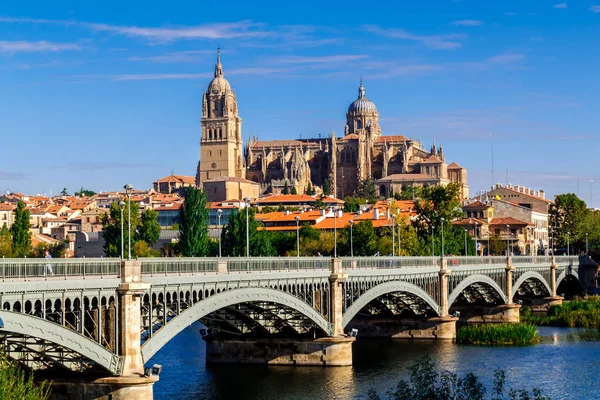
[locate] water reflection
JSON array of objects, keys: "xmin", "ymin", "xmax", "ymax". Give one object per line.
[{"xmin": 151, "ymin": 324, "xmax": 600, "ymax": 400}]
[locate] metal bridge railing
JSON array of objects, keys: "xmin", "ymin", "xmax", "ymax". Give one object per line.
[
  {"xmin": 140, "ymin": 258, "xmax": 219, "ymax": 275},
  {"xmin": 0, "ymin": 258, "xmax": 121, "ymax": 280},
  {"xmin": 445, "ymin": 256, "xmax": 507, "ymax": 266},
  {"xmin": 340, "ymin": 256, "xmax": 439, "ymax": 269},
  {"xmin": 225, "ymin": 257, "xmax": 327, "ymax": 272}
]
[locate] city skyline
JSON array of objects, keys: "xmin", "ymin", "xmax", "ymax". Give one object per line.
[{"xmin": 1, "ymin": 1, "xmax": 600, "ymax": 206}]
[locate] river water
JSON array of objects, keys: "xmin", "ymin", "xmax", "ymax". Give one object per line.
[{"xmin": 149, "ymin": 323, "xmax": 600, "ymax": 399}]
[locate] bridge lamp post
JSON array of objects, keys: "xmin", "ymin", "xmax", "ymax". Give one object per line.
[
  {"xmin": 586, "ymin": 233, "xmax": 589, "ymax": 255},
  {"xmin": 398, "ymin": 210, "xmax": 402, "ymax": 256},
  {"xmin": 567, "ymin": 231, "xmax": 570, "ymax": 256},
  {"xmin": 124, "ymin": 184, "xmax": 133, "ymax": 260},
  {"xmin": 350, "ymin": 220, "xmax": 354, "ymax": 257},
  {"xmin": 119, "ymin": 201, "xmax": 125, "ymax": 259},
  {"xmin": 295, "ymin": 215, "xmax": 300, "ymax": 257},
  {"xmin": 550, "ymin": 227, "xmax": 554, "ymax": 256},
  {"xmin": 440, "ymin": 218, "xmax": 445, "ymax": 258},
  {"xmin": 474, "ymin": 221, "xmax": 478, "ymax": 256},
  {"xmin": 431, "ymin": 225, "xmax": 435, "ymax": 257},
  {"xmin": 506, "ymin": 224, "xmax": 510, "ymax": 256},
  {"xmin": 217, "ymin": 209, "xmax": 222, "ymax": 257},
  {"xmin": 464, "ymin": 229, "xmax": 468, "ymax": 256},
  {"xmin": 244, "ymin": 198, "xmax": 251, "ymax": 257},
  {"xmin": 333, "ymin": 207, "xmax": 338, "ymax": 258},
  {"xmin": 391, "ymin": 214, "xmax": 395, "ymax": 257}
]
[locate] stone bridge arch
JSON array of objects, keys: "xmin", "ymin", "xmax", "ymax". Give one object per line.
[
  {"xmin": 0, "ymin": 310, "xmax": 121, "ymax": 375},
  {"xmin": 556, "ymin": 269, "xmax": 583, "ymax": 291},
  {"xmin": 448, "ymin": 274, "xmax": 507, "ymax": 307},
  {"xmin": 511, "ymin": 271, "xmax": 551, "ymax": 298},
  {"xmin": 342, "ymin": 281, "xmax": 441, "ymax": 328},
  {"xmin": 141, "ymin": 287, "xmax": 332, "ymax": 363}
]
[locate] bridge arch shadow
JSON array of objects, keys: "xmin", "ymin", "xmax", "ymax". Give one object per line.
[
  {"xmin": 141, "ymin": 287, "xmax": 331, "ymax": 363},
  {"xmin": 512, "ymin": 271, "xmax": 551, "ymax": 298},
  {"xmin": 556, "ymin": 270, "xmax": 584, "ymax": 297},
  {"xmin": 448, "ymin": 274, "xmax": 507, "ymax": 307},
  {"xmin": 342, "ymin": 281, "xmax": 441, "ymax": 329}
]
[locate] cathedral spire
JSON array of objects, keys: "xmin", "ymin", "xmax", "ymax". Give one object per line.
[
  {"xmin": 358, "ymin": 77, "xmax": 366, "ymax": 99},
  {"xmin": 214, "ymin": 47, "xmax": 223, "ymax": 78}
]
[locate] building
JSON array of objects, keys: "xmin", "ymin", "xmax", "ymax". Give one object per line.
[
  {"xmin": 195, "ymin": 51, "xmax": 469, "ymax": 201},
  {"xmin": 0, "ymin": 203, "xmax": 15, "ymax": 228},
  {"xmin": 252, "ymin": 194, "xmax": 344, "ymax": 210},
  {"xmin": 153, "ymin": 174, "xmax": 196, "ymax": 195},
  {"xmin": 475, "ymin": 184, "xmax": 551, "ymax": 214},
  {"xmin": 203, "ymin": 176, "xmax": 260, "ymax": 202}
]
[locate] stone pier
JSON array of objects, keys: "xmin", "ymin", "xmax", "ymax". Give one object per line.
[{"xmin": 347, "ymin": 316, "xmax": 457, "ymax": 340}]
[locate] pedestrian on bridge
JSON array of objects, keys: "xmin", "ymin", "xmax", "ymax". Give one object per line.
[{"xmin": 44, "ymin": 251, "xmax": 54, "ymax": 278}]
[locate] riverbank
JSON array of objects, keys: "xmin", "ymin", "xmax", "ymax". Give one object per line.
[
  {"xmin": 521, "ymin": 297, "xmax": 600, "ymax": 328},
  {"xmin": 456, "ymin": 323, "xmax": 539, "ymax": 345}
]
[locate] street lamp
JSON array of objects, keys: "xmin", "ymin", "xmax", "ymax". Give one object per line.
[
  {"xmin": 567, "ymin": 231, "xmax": 570, "ymax": 256},
  {"xmin": 506, "ymin": 224, "xmax": 510, "ymax": 256},
  {"xmin": 333, "ymin": 208, "xmax": 338, "ymax": 258},
  {"xmin": 119, "ymin": 201, "xmax": 125, "ymax": 259},
  {"xmin": 124, "ymin": 184, "xmax": 133, "ymax": 260},
  {"xmin": 440, "ymin": 218, "xmax": 445, "ymax": 257},
  {"xmin": 464, "ymin": 228, "xmax": 468, "ymax": 256},
  {"xmin": 398, "ymin": 210, "xmax": 402, "ymax": 256},
  {"xmin": 295, "ymin": 215, "xmax": 300, "ymax": 257},
  {"xmin": 431, "ymin": 225, "xmax": 435, "ymax": 257},
  {"xmin": 586, "ymin": 233, "xmax": 589, "ymax": 256},
  {"xmin": 217, "ymin": 209, "xmax": 222, "ymax": 257},
  {"xmin": 350, "ymin": 220, "xmax": 354, "ymax": 257},
  {"xmin": 474, "ymin": 221, "xmax": 479, "ymax": 256},
  {"xmin": 391, "ymin": 213, "xmax": 395, "ymax": 257},
  {"xmin": 550, "ymin": 227, "xmax": 554, "ymax": 256},
  {"xmin": 244, "ymin": 198, "xmax": 251, "ymax": 257}
]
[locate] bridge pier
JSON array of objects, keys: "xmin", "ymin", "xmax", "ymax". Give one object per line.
[{"xmin": 544, "ymin": 258, "xmax": 564, "ymax": 307}]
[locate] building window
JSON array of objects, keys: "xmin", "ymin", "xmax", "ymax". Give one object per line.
[
  {"xmin": 219, "ymin": 150, "xmax": 222, "ymax": 156},
  {"xmin": 357, "ymin": 119, "xmax": 363, "ymax": 129},
  {"xmin": 209, "ymin": 151, "xmax": 212, "ymax": 157}
]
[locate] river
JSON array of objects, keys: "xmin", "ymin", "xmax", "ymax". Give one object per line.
[{"xmin": 149, "ymin": 323, "xmax": 600, "ymax": 399}]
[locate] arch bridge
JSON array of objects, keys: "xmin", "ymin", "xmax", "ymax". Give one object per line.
[{"xmin": 0, "ymin": 255, "xmax": 589, "ymax": 395}]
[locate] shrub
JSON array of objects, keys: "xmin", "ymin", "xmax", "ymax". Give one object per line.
[{"xmin": 456, "ymin": 323, "xmax": 539, "ymax": 345}]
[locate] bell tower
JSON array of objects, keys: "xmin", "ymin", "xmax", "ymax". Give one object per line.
[{"xmin": 196, "ymin": 49, "xmax": 244, "ymax": 187}]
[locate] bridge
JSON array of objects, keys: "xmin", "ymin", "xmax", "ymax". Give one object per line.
[{"xmin": 0, "ymin": 255, "xmax": 591, "ymax": 399}]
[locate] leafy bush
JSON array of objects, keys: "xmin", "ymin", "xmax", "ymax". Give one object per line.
[
  {"xmin": 456, "ymin": 323, "xmax": 539, "ymax": 345},
  {"xmin": 0, "ymin": 355, "xmax": 51, "ymax": 400},
  {"xmin": 521, "ymin": 297, "xmax": 600, "ymax": 328},
  {"xmin": 367, "ymin": 356, "xmax": 550, "ymax": 400}
]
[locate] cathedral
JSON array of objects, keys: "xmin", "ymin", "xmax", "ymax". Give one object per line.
[{"xmin": 196, "ymin": 51, "xmax": 469, "ymax": 201}]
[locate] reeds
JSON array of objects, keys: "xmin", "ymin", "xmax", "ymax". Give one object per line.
[
  {"xmin": 0, "ymin": 355, "xmax": 51, "ymax": 400},
  {"xmin": 521, "ymin": 297, "xmax": 600, "ymax": 328},
  {"xmin": 456, "ymin": 323, "xmax": 540, "ymax": 345}
]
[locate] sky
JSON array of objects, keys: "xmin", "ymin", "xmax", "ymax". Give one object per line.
[{"xmin": 1, "ymin": 0, "xmax": 599, "ymax": 207}]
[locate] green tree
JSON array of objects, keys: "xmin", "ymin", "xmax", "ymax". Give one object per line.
[
  {"xmin": 75, "ymin": 187, "xmax": 96, "ymax": 197},
  {"xmin": 10, "ymin": 202, "xmax": 31, "ymax": 257},
  {"xmin": 306, "ymin": 182, "xmax": 316, "ymax": 195},
  {"xmin": 100, "ymin": 201, "xmax": 140, "ymax": 257},
  {"xmin": 550, "ymin": 193, "xmax": 588, "ymax": 252},
  {"xmin": 137, "ymin": 208, "xmax": 161, "ymax": 247},
  {"xmin": 322, "ymin": 179, "xmax": 331, "ymax": 196},
  {"xmin": 30, "ymin": 242, "xmax": 66, "ymax": 258},
  {"xmin": 282, "ymin": 181, "xmax": 290, "ymax": 195},
  {"xmin": 0, "ymin": 224, "xmax": 13, "ymax": 257},
  {"xmin": 60, "ymin": 187, "xmax": 68, "ymax": 196},
  {"xmin": 221, "ymin": 208, "xmax": 276, "ymax": 256},
  {"xmin": 339, "ymin": 220, "xmax": 378, "ymax": 256},
  {"xmin": 413, "ymin": 183, "xmax": 464, "ymax": 238},
  {"xmin": 343, "ymin": 196, "xmax": 367, "ymax": 213},
  {"xmin": 0, "ymin": 354, "xmax": 52, "ymax": 399},
  {"xmin": 356, "ymin": 178, "xmax": 377, "ymax": 202},
  {"xmin": 178, "ymin": 187, "xmax": 210, "ymax": 257},
  {"xmin": 291, "ymin": 186, "xmax": 298, "ymax": 195}
]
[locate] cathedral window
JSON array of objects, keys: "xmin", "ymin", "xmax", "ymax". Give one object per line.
[
  {"xmin": 219, "ymin": 150, "xmax": 222, "ymax": 156},
  {"xmin": 209, "ymin": 151, "xmax": 212, "ymax": 157},
  {"xmin": 219, "ymin": 128, "xmax": 223, "ymax": 139},
  {"xmin": 357, "ymin": 119, "xmax": 363, "ymax": 129}
]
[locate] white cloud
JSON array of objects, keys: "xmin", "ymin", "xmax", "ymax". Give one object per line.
[
  {"xmin": 110, "ymin": 67, "xmax": 287, "ymax": 81},
  {"xmin": 553, "ymin": 3, "xmax": 568, "ymax": 8},
  {"xmin": 486, "ymin": 54, "xmax": 526, "ymax": 64},
  {"xmin": 452, "ymin": 20, "xmax": 484, "ymax": 26},
  {"xmin": 0, "ymin": 40, "xmax": 81, "ymax": 53},
  {"xmin": 590, "ymin": 5, "xmax": 600, "ymax": 12},
  {"xmin": 270, "ymin": 55, "xmax": 368, "ymax": 64},
  {"xmin": 128, "ymin": 50, "xmax": 214, "ymax": 63},
  {"xmin": 363, "ymin": 25, "xmax": 465, "ymax": 50}
]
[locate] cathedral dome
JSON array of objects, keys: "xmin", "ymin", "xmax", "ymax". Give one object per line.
[
  {"xmin": 207, "ymin": 49, "xmax": 231, "ymax": 93},
  {"xmin": 348, "ymin": 80, "xmax": 377, "ymax": 114}
]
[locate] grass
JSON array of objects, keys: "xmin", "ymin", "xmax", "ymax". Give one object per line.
[
  {"xmin": 0, "ymin": 355, "xmax": 51, "ymax": 400},
  {"xmin": 456, "ymin": 323, "xmax": 540, "ymax": 345},
  {"xmin": 521, "ymin": 296, "xmax": 600, "ymax": 328}
]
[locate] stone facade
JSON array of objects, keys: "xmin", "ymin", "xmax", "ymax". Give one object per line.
[{"xmin": 196, "ymin": 52, "xmax": 469, "ymax": 200}]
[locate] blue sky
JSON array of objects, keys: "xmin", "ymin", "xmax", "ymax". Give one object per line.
[{"xmin": 1, "ymin": 0, "xmax": 599, "ymax": 206}]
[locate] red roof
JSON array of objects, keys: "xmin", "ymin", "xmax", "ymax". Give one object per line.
[
  {"xmin": 447, "ymin": 162, "xmax": 463, "ymax": 169},
  {"xmin": 489, "ymin": 217, "xmax": 530, "ymax": 226},
  {"xmin": 420, "ymin": 155, "xmax": 444, "ymax": 164},
  {"xmin": 154, "ymin": 174, "xmax": 195, "ymax": 184},
  {"xmin": 376, "ymin": 135, "xmax": 409, "ymax": 143},
  {"xmin": 452, "ymin": 217, "xmax": 487, "ymax": 226}
]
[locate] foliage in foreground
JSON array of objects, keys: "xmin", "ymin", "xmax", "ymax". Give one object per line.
[
  {"xmin": 456, "ymin": 323, "xmax": 539, "ymax": 345},
  {"xmin": 366, "ymin": 356, "xmax": 550, "ymax": 400},
  {"xmin": 0, "ymin": 355, "xmax": 51, "ymax": 400},
  {"xmin": 521, "ymin": 297, "xmax": 600, "ymax": 328}
]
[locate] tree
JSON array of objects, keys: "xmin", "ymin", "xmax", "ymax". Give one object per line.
[
  {"xmin": 0, "ymin": 224, "xmax": 12, "ymax": 257},
  {"xmin": 322, "ymin": 179, "xmax": 331, "ymax": 196},
  {"xmin": 550, "ymin": 193, "xmax": 588, "ymax": 251},
  {"xmin": 30, "ymin": 242, "xmax": 66, "ymax": 258},
  {"xmin": 306, "ymin": 182, "xmax": 316, "ymax": 195},
  {"xmin": 0, "ymin": 354, "xmax": 52, "ymax": 399},
  {"xmin": 221, "ymin": 208, "xmax": 276, "ymax": 256},
  {"xmin": 339, "ymin": 220, "xmax": 378, "ymax": 256},
  {"xmin": 343, "ymin": 196, "xmax": 366, "ymax": 213},
  {"xmin": 178, "ymin": 187, "xmax": 210, "ymax": 257},
  {"xmin": 137, "ymin": 209, "xmax": 161, "ymax": 247},
  {"xmin": 100, "ymin": 201, "xmax": 140, "ymax": 257},
  {"xmin": 10, "ymin": 202, "xmax": 31, "ymax": 257},
  {"xmin": 75, "ymin": 187, "xmax": 96, "ymax": 197},
  {"xmin": 60, "ymin": 187, "xmax": 68, "ymax": 196},
  {"xmin": 356, "ymin": 178, "xmax": 377, "ymax": 202},
  {"xmin": 413, "ymin": 183, "xmax": 464, "ymax": 238},
  {"xmin": 282, "ymin": 181, "xmax": 290, "ymax": 195},
  {"xmin": 291, "ymin": 186, "xmax": 298, "ymax": 195}
]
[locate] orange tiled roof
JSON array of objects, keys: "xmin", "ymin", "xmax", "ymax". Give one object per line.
[
  {"xmin": 491, "ymin": 187, "xmax": 553, "ymax": 204},
  {"xmin": 489, "ymin": 217, "xmax": 530, "ymax": 226},
  {"xmin": 0, "ymin": 203, "xmax": 15, "ymax": 211},
  {"xmin": 420, "ymin": 155, "xmax": 444, "ymax": 164},
  {"xmin": 378, "ymin": 173, "xmax": 439, "ymax": 182},
  {"xmin": 376, "ymin": 135, "xmax": 409, "ymax": 143},
  {"xmin": 154, "ymin": 174, "xmax": 196, "ymax": 184},
  {"xmin": 447, "ymin": 162, "xmax": 463, "ymax": 169},
  {"xmin": 254, "ymin": 194, "xmax": 344, "ymax": 205},
  {"xmin": 464, "ymin": 200, "xmax": 490, "ymax": 209},
  {"xmin": 452, "ymin": 217, "xmax": 487, "ymax": 226},
  {"xmin": 341, "ymin": 134, "xmax": 359, "ymax": 140}
]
